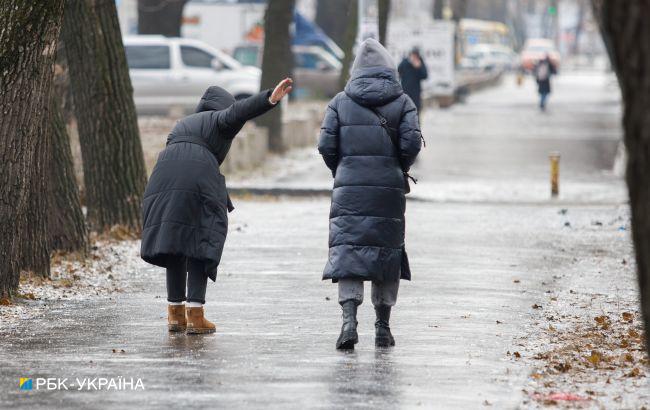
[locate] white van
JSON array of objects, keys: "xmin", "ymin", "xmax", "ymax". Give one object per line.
[{"xmin": 124, "ymin": 36, "xmax": 261, "ymax": 115}]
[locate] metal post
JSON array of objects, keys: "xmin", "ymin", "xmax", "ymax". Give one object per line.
[{"xmin": 549, "ymin": 152, "xmax": 560, "ymax": 197}]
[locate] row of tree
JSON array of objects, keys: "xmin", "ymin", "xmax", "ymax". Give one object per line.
[{"xmin": 0, "ymin": 0, "xmax": 146, "ymax": 297}]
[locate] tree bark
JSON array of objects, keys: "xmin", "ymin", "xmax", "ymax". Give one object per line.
[
  {"xmin": 596, "ymin": 0, "xmax": 650, "ymax": 353},
  {"xmin": 137, "ymin": 0, "xmax": 188, "ymax": 37},
  {"xmin": 0, "ymin": 0, "xmax": 64, "ymax": 297},
  {"xmin": 48, "ymin": 91, "xmax": 88, "ymax": 253},
  {"xmin": 378, "ymin": 0, "xmax": 391, "ymax": 46},
  {"xmin": 339, "ymin": 0, "xmax": 358, "ymax": 90},
  {"xmin": 315, "ymin": 0, "xmax": 350, "ymax": 47},
  {"xmin": 63, "ymin": 0, "xmax": 147, "ymax": 232},
  {"xmin": 258, "ymin": 0, "xmax": 295, "ymax": 153}
]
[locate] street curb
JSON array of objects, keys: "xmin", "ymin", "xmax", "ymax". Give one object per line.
[{"xmin": 228, "ymin": 186, "xmax": 627, "ymax": 207}]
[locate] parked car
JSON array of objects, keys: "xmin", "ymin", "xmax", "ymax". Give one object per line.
[
  {"xmin": 520, "ymin": 38, "xmax": 561, "ymax": 72},
  {"xmin": 460, "ymin": 43, "xmax": 518, "ymax": 72},
  {"xmin": 233, "ymin": 43, "xmax": 342, "ymax": 98},
  {"xmin": 124, "ymin": 36, "xmax": 261, "ymax": 115}
]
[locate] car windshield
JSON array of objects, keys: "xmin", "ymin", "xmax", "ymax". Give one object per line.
[
  {"xmin": 233, "ymin": 47, "xmax": 259, "ymax": 66},
  {"xmin": 125, "ymin": 45, "xmax": 170, "ymax": 69}
]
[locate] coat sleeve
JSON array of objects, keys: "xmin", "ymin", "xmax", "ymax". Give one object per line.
[
  {"xmin": 398, "ymin": 96, "xmax": 422, "ymax": 172},
  {"xmin": 419, "ymin": 61, "xmax": 428, "ymax": 80},
  {"xmin": 317, "ymin": 96, "xmax": 340, "ymax": 177},
  {"xmin": 209, "ymin": 89, "xmax": 275, "ymax": 141}
]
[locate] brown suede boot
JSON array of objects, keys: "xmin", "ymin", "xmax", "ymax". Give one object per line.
[
  {"xmin": 186, "ymin": 306, "xmax": 216, "ymax": 334},
  {"xmin": 168, "ymin": 305, "xmax": 187, "ymax": 332}
]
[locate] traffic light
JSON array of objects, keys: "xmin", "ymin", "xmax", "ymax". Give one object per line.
[{"xmin": 548, "ymin": 5, "xmax": 557, "ymax": 15}]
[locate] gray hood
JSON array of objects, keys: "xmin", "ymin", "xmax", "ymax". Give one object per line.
[
  {"xmin": 351, "ymin": 38, "xmax": 397, "ymax": 76},
  {"xmin": 345, "ymin": 39, "xmax": 403, "ymax": 107}
]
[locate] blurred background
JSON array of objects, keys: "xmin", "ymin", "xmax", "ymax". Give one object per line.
[{"xmin": 103, "ymin": 0, "xmax": 618, "ymax": 206}]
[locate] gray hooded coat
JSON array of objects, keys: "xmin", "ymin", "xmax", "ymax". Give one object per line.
[
  {"xmin": 318, "ymin": 39, "xmax": 422, "ymax": 283},
  {"xmin": 141, "ymin": 87, "xmax": 275, "ymax": 280}
]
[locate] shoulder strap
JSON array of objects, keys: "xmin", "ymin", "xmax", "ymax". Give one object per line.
[
  {"xmin": 369, "ymin": 106, "xmax": 419, "ymax": 186},
  {"xmin": 369, "ymin": 106, "xmax": 399, "ymax": 152}
]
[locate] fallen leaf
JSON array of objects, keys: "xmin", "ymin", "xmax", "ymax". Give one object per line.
[
  {"xmin": 554, "ymin": 362, "xmax": 571, "ymax": 373},
  {"xmin": 532, "ymin": 304, "xmax": 543, "ymax": 309},
  {"xmin": 622, "ymin": 312, "xmax": 634, "ymax": 322},
  {"xmin": 587, "ymin": 351, "xmax": 602, "ymax": 366},
  {"xmin": 513, "ymin": 351, "xmax": 521, "ymax": 359},
  {"xmin": 626, "ymin": 368, "xmax": 642, "ymax": 378}
]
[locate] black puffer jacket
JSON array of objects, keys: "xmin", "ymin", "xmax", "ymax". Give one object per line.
[
  {"xmin": 318, "ymin": 39, "xmax": 422, "ymax": 283},
  {"xmin": 141, "ymin": 88, "xmax": 275, "ymax": 280}
]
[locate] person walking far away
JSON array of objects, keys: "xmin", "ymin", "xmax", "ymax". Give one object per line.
[
  {"xmin": 534, "ymin": 53, "xmax": 557, "ymax": 111},
  {"xmin": 140, "ymin": 78, "xmax": 293, "ymax": 335},
  {"xmin": 398, "ymin": 47, "xmax": 428, "ymax": 114},
  {"xmin": 318, "ymin": 38, "xmax": 422, "ymax": 350}
]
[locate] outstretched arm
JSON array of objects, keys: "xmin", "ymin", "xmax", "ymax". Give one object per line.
[
  {"xmin": 398, "ymin": 96, "xmax": 423, "ymax": 171},
  {"xmin": 318, "ymin": 97, "xmax": 341, "ymax": 177},
  {"xmin": 211, "ymin": 78, "xmax": 293, "ymax": 139}
]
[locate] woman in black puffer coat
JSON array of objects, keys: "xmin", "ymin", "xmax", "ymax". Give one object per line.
[
  {"xmin": 318, "ymin": 39, "xmax": 422, "ymax": 349},
  {"xmin": 141, "ymin": 78, "xmax": 292, "ymax": 334}
]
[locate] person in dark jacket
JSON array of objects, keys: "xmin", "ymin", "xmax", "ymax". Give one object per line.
[
  {"xmin": 534, "ymin": 54, "xmax": 557, "ymax": 111},
  {"xmin": 318, "ymin": 39, "xmax": 422, "ymax": 350},
  {"xmin": 397, "ymin": 47, "xmax": 428, "ymax": 113},
  {"xmin": 141, "ymin": 78, "xmax": 293, "ymax": 335}
]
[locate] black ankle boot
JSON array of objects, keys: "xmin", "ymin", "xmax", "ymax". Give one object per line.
[
  {"xmin": 336, "ymin": 300, "xmax": 358, "ymax": 350},
  {"xmin": 375, "ymin": 305, "xmax": 395, "ymax": 347}
]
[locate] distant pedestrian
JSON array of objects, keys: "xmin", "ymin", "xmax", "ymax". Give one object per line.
[
  {"xmin": 318, "ymin": 39, "xmax": 422, "ymax": 350},
  {"xmin": 534, "ymin": 54, "xmax": 557, "ymax": 111},
  {"xmin": 398, "ymin": 47, "xmax": 428, "ymax": 113},
  {"xmin": 140, "ymin": 78, "xmax": 292, "ymax": 335}
]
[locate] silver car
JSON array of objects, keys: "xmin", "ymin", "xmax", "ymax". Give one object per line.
[{"xmin": 124, "ymin": 36, "xmax": 261, "ymax": 115}]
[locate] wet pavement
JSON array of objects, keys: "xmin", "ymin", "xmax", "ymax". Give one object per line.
[
  {"xmin": 0, "ymin": 199, "xmax": 635, "ymax": 409},
  {"xmin": 2, "ymin": 69, "xmax": 642, "ymax": 408}
]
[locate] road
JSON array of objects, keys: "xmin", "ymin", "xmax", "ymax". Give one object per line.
[{"xmin": 2, "ymin": 70, "xmax": 643, "ymax": 409}]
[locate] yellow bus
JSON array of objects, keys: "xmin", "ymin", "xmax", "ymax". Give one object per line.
[{"xmin": 458, "ymin": 18, "xmax": 513, "ymax": 56}]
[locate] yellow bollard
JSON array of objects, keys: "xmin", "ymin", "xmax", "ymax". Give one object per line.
[{"xmin": 549, "ymin": 152, "xmax": 560, "ymax": 198}]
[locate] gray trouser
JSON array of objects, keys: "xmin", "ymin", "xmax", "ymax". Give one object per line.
[{"xmin": 338, "ymin": 279, "xmax": 399, "ymax": 307}]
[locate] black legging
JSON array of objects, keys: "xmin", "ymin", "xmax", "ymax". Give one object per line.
[{"xmin": 166, "ymin": 257, "xmax": 208, "ymax": 304}]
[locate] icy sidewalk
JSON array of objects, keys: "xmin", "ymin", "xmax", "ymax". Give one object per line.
[{"xmin": 0, "ymin": 199, "xmax": 646, "ymax": 408}]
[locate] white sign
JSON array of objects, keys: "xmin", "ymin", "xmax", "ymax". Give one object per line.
[{"xmin": 387, "ymin": 19, "xmax": 455, "ymax": 96}]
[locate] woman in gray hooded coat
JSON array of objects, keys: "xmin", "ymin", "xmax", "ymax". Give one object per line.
[{"xmin": 318, "ymin": 39, "xmax": 422, "ymax": 349}]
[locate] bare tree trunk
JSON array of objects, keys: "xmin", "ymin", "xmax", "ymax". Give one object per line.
[
  {"xmin": 451, "ymin": 0, "xmax": 468, "ymax": 66},
  {"xmin": 596, "ymin": 0, "xmax": 650, "ymax": 353},
  {"xmin": 137, "ymin": 0, "xmax": 188, "ymax": 37},
  {"xmin": 573, "ymin": 0, "xmax": 586, "ymax": 55},
  {"xmin": 0, "ymin": 0, "xmax": 64, "ymax": 297},
  {"xmin": 339, "ymin": 0, "xmax": 358, "ymax": 90},
  {"xmin": 315, "ymin": 0, "xmax": 350, "ymax": 47},
  {"xmin": 63, "ymin": 0, "xmax": 147, "ymax": 233},
  {"xmin": 378, "ymin": 0, "xmax": 391, "ymax": 46},
  {"xmin": 45, "ymin": 49, "xmax": 88, "ymax": 254},
  {"xmin": 48, "ymin": 92, "xmax": 88, "ymax": 253},
  {"xmin": 433, "ymin": 0, "xmax": 444, "ymax": 19},
  {"xmin": 258, "ymin": 0, "xmax": 295, "ymax": 153}
]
